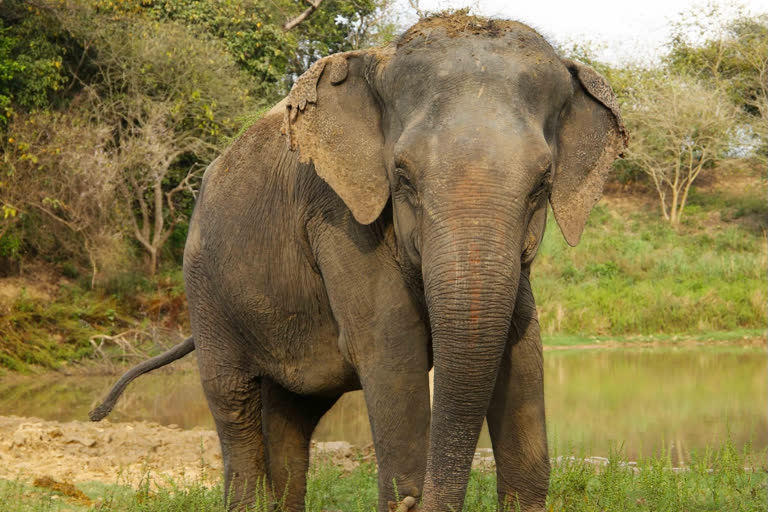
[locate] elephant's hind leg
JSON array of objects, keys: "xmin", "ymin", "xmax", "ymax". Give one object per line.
[
  {"xmin": 198, "ymin": 344, "xmax": 268, "ymax": 511},
  {"xmin": 262, "ymin": 379, "xmax": 339, "ymax": 511}
]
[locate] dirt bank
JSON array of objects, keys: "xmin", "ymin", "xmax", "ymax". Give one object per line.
[
  {"xmin": 0, "ymin": 416, "xmax": 487, "ymax": 487},
  {"xmin": 0, "ymin": 415, "xmax": 222, "ymax": 486}
]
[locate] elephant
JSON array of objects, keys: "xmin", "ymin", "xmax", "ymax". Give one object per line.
[{"xmin": 91, "ymin": 13, "xmax": 627, "ymax": 512}]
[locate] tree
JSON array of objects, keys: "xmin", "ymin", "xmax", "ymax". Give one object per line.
[
  {"xmin": 0, "ymin": 1, "xmax": 71, "ymax": 127},
  {"xmin": 623, "ymin": 74, "xmax": 739, "ymax": 224},
  {"xmin": 665, "ymin": 4, "xmax": 767, "ymax": 161},
  {"xmin": 0, "ymin": 110, "xmax": 120, "ymax": 285},
  {"xmin": 83, "ymin": 18, "xmax": 254, "ymax": 276},
  {"xmin": 0, "ymin": 2, "xmax": 257, "ymax": 278},
  {"xmin": 93, "ymin": 0, "xmax": 398, "ymax": 103}
]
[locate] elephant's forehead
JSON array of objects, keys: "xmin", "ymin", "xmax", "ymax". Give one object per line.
[{"xmin": 381, "ymin": 30, "xmax": 568, "ymax": 117}]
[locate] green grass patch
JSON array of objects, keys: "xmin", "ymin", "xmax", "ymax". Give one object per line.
[
  {"xmin": 0, "ymin": 288, "xmax": 127, "ymax": 373},
  {"xmin": 0, "ymin": 270, "xmax": 189, "ymax": 373},
  {"xmin": 2, "ymin": 441, "xmax": 764, "ymax": 511},
  {"xmin": 543, "ymin": 328, "xmax": 766, "ymax": 347},
  {"xmin": 547, "ymin": 440, "xmax": 767, "ymax": 512},
  {"xmin": 534, "ymin": 201, "xmax": 767, "ymax": 336}
]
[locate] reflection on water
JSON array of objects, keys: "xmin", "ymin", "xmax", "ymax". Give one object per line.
[{"xmin": 0, "ymin": 345, "xmax": 764, "ymax": 462}]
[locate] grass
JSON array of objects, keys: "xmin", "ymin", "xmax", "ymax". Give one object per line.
[
  {"xmin": 0, "ymin": 269, "xmax": 189, "ymax": 374},
  {"xmin": 533, "ymin": 189, "xmax": 767, "ymax": 336},
  {"xmin": 0, "ymin": 288, "xmax": 126, "ymax": 373},
  {"xmin": 542, "ymin": 328, "xmax": 766, "ymax": 347},
  {"xmin": 1, "ymin": 441, "xmax": 764, "ymax": 511}
]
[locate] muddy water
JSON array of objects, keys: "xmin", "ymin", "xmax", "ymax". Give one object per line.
[{"xmin": 0, "ymin": 345, "xmax": 764, "ymax": 463}]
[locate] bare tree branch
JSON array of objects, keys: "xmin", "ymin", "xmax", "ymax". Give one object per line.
[
  {"xmin": 284, "ymin": 0, "xmax": 324, "ymax": 31},
  {"xmin": 166, "ymin": 164, "xmax": 205, "ymax": 221},
  {"xmin": 408, "ymin": 0, "xmax": 424, "ymax": 18},
  {"xmin": 624, "ymin": 74, "xmax": 738, "ymax": 223}
]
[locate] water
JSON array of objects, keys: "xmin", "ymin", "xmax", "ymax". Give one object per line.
[{"xmin": 0, "ymin": 345, "xmax": 764, "ymax": 463}]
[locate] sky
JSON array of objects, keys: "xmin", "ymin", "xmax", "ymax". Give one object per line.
[{"xmin": 394, "ymin": 0, "xmax": 768, "ymax": 63}]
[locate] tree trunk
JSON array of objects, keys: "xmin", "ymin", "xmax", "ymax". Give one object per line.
[{"xmin": 148, "ymin": 248, "xmax": 157, "ymax": 277}]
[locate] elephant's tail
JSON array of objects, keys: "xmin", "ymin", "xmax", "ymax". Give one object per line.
[{"xmin": 89, "ymin": 336, "xmax": 195, "ymax": 422}]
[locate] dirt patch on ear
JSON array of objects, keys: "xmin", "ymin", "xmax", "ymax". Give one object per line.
[
  {"xmin": 283, "ymin": 58, "xmax": 327, "ymax": 148},
  {"xmin": 283, "ymin": 53, "xmax": 359, "ymax": 149}
]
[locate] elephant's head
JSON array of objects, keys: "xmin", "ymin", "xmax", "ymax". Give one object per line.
[{"xmin": 283, "ymin": 15, "xmax": 627, "ymax": 511}]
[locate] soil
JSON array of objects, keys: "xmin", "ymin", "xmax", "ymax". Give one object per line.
[
  {"xmin": 0, "ymin": 263, "xmax": 65, "ymax": 309},
  {"xmin": 0, "ymin": 415, "xmax": 222, "ymax": 487},
  {"xmin": 0, "ymin": 415, "xmax": 498, "ymax": 488}
]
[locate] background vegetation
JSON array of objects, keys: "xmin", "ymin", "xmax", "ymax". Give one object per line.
[{"xmin": 0, "ymin": 1, "xmax": 765, "ymax": 371}]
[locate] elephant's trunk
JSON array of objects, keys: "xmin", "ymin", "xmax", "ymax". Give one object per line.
[{"xmin": 419, "ymin": 182, "xmax": 524, "ymax": 511}]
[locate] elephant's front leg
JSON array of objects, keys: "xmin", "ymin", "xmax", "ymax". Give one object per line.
[
  {"xmin": 486, "ymin": 270, "xmax": 549, "ymax": 511},
  {"xmin": 314, "ymin": 215, "xmax": 431, "ymax": 511},
  {"xmin": 320, "ymin": 263, "xmax": 430, "ymax": 510},
  {"xmin": 355, "ymin": 338, "xmax": 431, "ymax": 512}
]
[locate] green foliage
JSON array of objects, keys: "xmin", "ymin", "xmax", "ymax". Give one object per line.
[
  {"xmin": 85, "ymin": 15, "xmax": 254, "ymax": 143},
  {"xmin": 0, "ymin": 4, "xmax": 70, "ymax": 126},
  {"xmin": 93, "ymin": 0, "xmax": 395, "ymax": 101},
  {"xmin": 665, "ymin": 7, "xmax": 768, "ymax": 120},
  {"xmin": 101, "ymin": 0, "xmax": 294, "ymax": 97},
  {"xmin": 2, "ymin": 441, "xmax": 765, "ymax": 511},
  {"xmin": 0, "ymin": 2, "xmax": 263, "ymax": 276},
  {"xmin": 0, "ymin": 232, "xmax": 21, "ymax": 258},
  {"xmin": 0, "ymin": 25, "xmax": 24, "ymax": 123}
]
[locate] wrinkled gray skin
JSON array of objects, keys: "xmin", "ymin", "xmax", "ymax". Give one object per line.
[{"xmin": 182, "ymin": 16, "xmax": 626, "ymax": 512}]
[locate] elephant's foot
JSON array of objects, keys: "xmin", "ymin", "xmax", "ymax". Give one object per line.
[{"xmin": 388, "ymin": 496, "xmax": 418, "ymax": 512}]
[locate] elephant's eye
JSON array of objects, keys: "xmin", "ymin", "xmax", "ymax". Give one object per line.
[
  {"xmin": 529, "ymin": 166, "xmax": 552, "ymax": 203},
  {"xmin": 394, "ymin": 168, "xmax": 415, "ymax": 194},
  {"xmin": 542, "ymin": 165, "xmax": 552, "ymax": 185}
]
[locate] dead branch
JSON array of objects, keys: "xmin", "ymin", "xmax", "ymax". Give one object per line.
[
  {"xmin": 166, "ymin": 163, "xmax": 205, "ymax": 221},
  {"xmin": 408, "ymin": 0, "xmax": 424, "ymax": 18},
  {"xmin": 283, "ymin": 0, "xmax": 324, "ymax": 31},
  {"xmin": 89, "ymin": 330, "xmax": 149, "ymax": 372}
]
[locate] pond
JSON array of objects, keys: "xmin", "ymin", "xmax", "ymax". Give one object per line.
[{"xmin": 0, "ymin": 345, "xmax": 764, "ymax": 464}]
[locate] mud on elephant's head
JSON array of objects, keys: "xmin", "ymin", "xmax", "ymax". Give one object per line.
[{"xmin": 283, "ymin": 15, "xmax": 627, "ymax": 266}]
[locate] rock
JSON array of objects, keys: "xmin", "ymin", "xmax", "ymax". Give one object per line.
[
  {"xmin": 65, "ymin": 436, "xmax": 98, "ymax": 448},
  {"xmin": 314, "ymin": 440, "xmax": 353, "ymax": 456}
]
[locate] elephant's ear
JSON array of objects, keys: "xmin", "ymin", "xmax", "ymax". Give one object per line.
[
  {"xmin": 550, "ymin": 59, "xmax": 628, "ymax": 246},
  {"xmin": 283, "ymin": 51, "xmax": 388, "ymax": 225}
]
